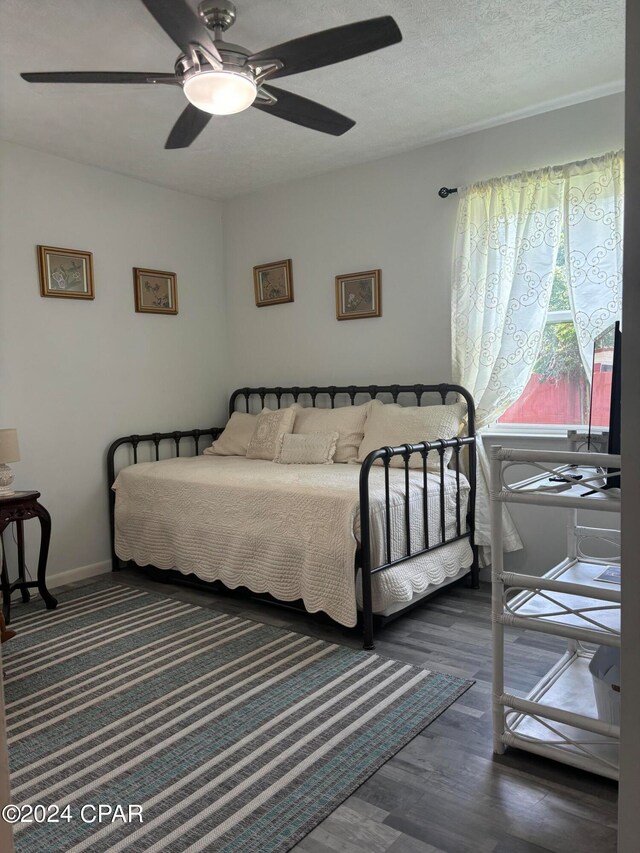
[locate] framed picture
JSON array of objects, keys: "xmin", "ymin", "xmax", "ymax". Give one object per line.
[
  {"xmin": 335, "ymin": 269, "xmax": 381, "ymax": 320},
  {"xmin": 253, "ymin": 259, "xmax": 294, "ymax": 307},
  {"xmin": 133, "ymin": 268, "xmax": 178, "ymax": 315},
  {"xmin": 37, "ymin": 245, "xmax": 94, "ymax": 300}
]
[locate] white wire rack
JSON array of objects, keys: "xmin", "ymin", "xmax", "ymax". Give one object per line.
[{"xmin": 490, "ymin": 446, "xmax": 621, "ymax": 780}]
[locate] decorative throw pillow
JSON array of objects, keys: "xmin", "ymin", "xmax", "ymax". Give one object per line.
[
  {"xmin": 274, "ymin": 432, "xmax": 339, "ymax": 465},
  {"xmin": 356, "ymin": 401, "xmax": 467, "ymax": 470},
  {"xmin": 293, "ymin": 402, "xmax": 372, "ymax": 463},
  {"xmin": 203, "ymin": 411, "xmax": 258, "ymax": 456},
  {"xmin": 246, "ymin": 406, "xmax": 297, "ymax": 461}
]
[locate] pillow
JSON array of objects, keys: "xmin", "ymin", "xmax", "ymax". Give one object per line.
[
  {"xmin": 293, "ymin": 402, "xmax": 371, "ymax": 463},
  {"xmin": 274, "ymin": 432, "xmax": 339, "ymax": 465},
  {"xmin": 356, "ymin": 401, "xmax": 467, "ymax": 470},
  {"xmin": 203, "ymin": 411, "xmax": 258, "ymax": 456},
  {"xmin": 246, "ymin": 406, "xmax": 297, "ymax": 461}
]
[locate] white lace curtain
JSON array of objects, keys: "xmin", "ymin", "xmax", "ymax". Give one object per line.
[
  {"xmin": 451, "ymin": 151, "xmax": 624, "ymax": 555},
  {"xmin": 565, "ymin": 151, "xmax": 624, "ymax": 374}
]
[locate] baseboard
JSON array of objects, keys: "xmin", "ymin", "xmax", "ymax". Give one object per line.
[{"xmin": 47, "ymin": 560, "xmax": 112, "ymax": 589}]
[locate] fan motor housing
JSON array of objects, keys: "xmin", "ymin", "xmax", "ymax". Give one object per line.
[
  {"xmin": 199, "ymin": 1, "xmax": 237, "ymax": 33},
  {"xmin": 175, "ymin": 42, "xmax": 250, "ymax": 81}
]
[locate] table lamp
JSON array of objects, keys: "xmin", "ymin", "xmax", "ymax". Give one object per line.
[{"xmin": 0, "ymin": 429, "xmax": 20, "ymax": 496}]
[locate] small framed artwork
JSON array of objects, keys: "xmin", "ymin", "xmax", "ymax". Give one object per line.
[
  {"xmin": 133, "ymin": 268, "xmax": 178, "ymax": 315},
  {"xmin": 253, "ymin": 259, "xmax": 294, "ymax": 307},
  {"xmin": 335, "ymin": 269, "xmax": 381, "ymax": 320},
  {"xmin": 37, "ymin": 245, "xmax": 94, "ymax": 300}
]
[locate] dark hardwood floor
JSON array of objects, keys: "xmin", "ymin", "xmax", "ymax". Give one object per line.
[{"xmin": 72, "ymin": 571, "xmax": 619, "ymax": 852}]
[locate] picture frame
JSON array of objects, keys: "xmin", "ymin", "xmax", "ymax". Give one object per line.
[
  {"xmin": 253, "ymin": 259, "xmax": 294, "ymax": 307},
  {"xmin": 335, "ymin": 269, "xmax": 381, "ymax": 320},
  {"xmin": 133, "ymin": 267, "xmax": 178, "ymax": 315},
  {"xmin": 37, "ymin": 245, "xmax": 94, "ymax": 300}
]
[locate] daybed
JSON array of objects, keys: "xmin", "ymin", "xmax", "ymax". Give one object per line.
[{"xmin": 107, "ymin": 383, "xmax": 478, "ymax": 648}]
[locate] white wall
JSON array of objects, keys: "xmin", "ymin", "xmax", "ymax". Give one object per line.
[
  {"xmin": 0, "ymin": 141, "xmax": 228, "ymax": 581},
  {"xmin": 222, "ymin": 94, "xmax": 624, "ymax": 576},
  {"xmin": 223, "ymin": 94, "xmax": 624, "ymax": 389},
  {"xmin": 0, "ymin": 94, "xmax": 625, "ymax": 584}
]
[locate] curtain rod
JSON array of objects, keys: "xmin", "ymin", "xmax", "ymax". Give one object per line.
[{"xmin": 438, "ymin": 150, "xmax": 622, "ymax": 200}]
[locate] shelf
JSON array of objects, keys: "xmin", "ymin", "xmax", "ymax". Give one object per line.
[
  {"xmin": 494, "ymin": 465, "xmax": 620, "ymax": 509},
  {"xmin": 490, "ymin": 449, "xmax": 621, "ymax": 511},
  {"xmin": 501, "ymin": 650, "xmax": 619, "ymax": 779},
  {"xmin": 491, "ymin": 446, "xmax": 621, "ymax": 780},
  {"xmin": 504, "ymin": 558, "xmax": 620, "ymax": 639}
]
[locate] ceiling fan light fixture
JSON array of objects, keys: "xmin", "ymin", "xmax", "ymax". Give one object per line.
[
  {"xmin": 183, "ymin": 69, "xmax": 256, "ymax": 115},
  {"xmin": 22, "ymin": 7, "xmax": 402, "ymax": 145}
]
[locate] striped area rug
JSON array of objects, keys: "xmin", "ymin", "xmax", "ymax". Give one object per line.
[{"xmin": 4, "ymin": 582, "xmax": 471, "ymax": 852}]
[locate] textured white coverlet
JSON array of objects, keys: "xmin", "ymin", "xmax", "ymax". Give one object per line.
[{"xmin": 113, "ymin": 456, "xmax": 471, "ymax": 627}]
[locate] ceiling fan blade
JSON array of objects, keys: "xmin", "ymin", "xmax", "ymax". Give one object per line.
[
  {"xmin": 254, "ymin": 86, "xmax": 355, "ymax": 136},
  {"xmin": 248, "ymin": 16, "xmax": 401, "ymax": 80},
  {"xmin": 140, "ymin": 0, "xmax": 221, "ymax": 60},
  {"xmin": 21, "ymin": 71, "xmax": 177, "ymax": 84},
  {"xmin": 165, "ymin": 103, "xmax": 212, "ymax": 149}
]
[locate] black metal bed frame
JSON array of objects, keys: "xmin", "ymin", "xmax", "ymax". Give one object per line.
[{"xmin": 107, "ymin": 382, "xmax": 478, "ymax": 649}]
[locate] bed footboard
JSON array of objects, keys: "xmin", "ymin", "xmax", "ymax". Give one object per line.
[
  {"xmin": 358, "ymin": 434, "xmax": 477, "ymax": 649},
  {"xmin": 107, "ymin": 427, "xmax": 223, "ymax": 571}
]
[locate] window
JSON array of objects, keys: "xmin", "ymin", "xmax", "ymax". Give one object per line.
[
  {"xmin": 452, "ymin": 150, "xmax": 622, "ymax": 439},
  {"xmin": 498, "ymin": 236, "xmax": 590, "ymax": 430}
]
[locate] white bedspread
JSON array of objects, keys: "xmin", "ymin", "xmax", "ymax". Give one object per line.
[{"xmin": 113, "ymin": 456, "xmax": 472, "ymax": 627}]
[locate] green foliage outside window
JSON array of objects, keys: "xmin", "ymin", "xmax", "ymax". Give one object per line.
[{"xmin": 533, "ymin": 239, "xmax": 585, "ymax": 384}]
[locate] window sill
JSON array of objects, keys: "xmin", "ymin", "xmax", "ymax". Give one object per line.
[{"xmin": 481, "ymin": 430, "xmax": 568, "ymax": 441}]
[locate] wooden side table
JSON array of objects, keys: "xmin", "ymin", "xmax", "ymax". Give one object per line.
[{"xmin": 0, "ymin": 491, "xmax": 57, "ymax": 624}]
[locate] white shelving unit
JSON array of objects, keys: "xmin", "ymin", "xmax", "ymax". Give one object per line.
[{"xmin": 490, "ymin": 447, "xmax": 621, "ymax": 780}]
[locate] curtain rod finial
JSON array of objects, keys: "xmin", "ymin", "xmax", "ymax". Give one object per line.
[{"xmin": 438, "ymin": 187, "xmax": 458, "ymax": 199}]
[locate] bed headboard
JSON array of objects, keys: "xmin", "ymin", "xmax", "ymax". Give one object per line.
[{"xmin": 229, "ymin": 383, "xmax": 476, "ymax": 438}]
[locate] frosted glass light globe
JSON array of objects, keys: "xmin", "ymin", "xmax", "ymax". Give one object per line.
[{"xmin": 183, "ymin": 70, "xmax": 257, "ymax": 115}]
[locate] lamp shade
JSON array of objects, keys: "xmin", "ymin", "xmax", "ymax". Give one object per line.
[
  {"xmin": 183, "ymin": 70, "xmax": 257, "ymax": 115},
  {"xmin": 0, "ymin": 429, "xmax": 20, "ymax": 464}
]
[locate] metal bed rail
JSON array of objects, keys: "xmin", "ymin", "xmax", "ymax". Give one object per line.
[{"xmin": 229, "ymin": 381, "xmax": 471, "ymax": 415}]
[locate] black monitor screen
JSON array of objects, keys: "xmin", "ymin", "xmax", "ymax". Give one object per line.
[
  {"xmin": 589, "ymin": 324, "xmax": 617, "ymax": 431},
  {"xmin": 587, "ymin": 321, "xmax": 621, "ymax": 481}
]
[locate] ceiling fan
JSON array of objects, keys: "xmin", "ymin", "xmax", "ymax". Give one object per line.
[{"xmin": 21, "ymin": 0, "xmax": 402, "ymax": 149}]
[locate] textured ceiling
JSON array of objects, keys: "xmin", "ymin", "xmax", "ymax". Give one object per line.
[{"xmin": 0, "ymin": 0, "xmax": 625, "ymax": 199}]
